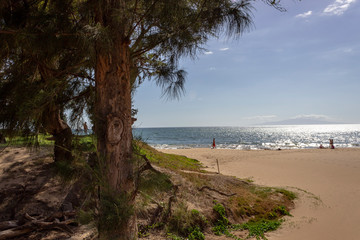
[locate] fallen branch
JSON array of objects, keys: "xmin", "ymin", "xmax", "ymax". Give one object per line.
[
  {"xmin": 0, "ymin": 213, "xmax": 75, "ymax": 240},
  {"xmin": 198, "ymin": 186, "xmax": 236, "ymax": 197},
  {"xmin": 0, "ymin": 227, "xmax": 32, "ymax": 240},
  {"xmin": 46, "ymin": 211, "xmax": 76, "ymax": 221},
  {"xmin": 0, "ymin": 221, "xmax": 18, "ymax": 231}
]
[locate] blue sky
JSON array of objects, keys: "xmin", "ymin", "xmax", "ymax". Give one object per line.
[{"xmin": 133, "ymin": 0, "xmax": 360, "ymax": 127}]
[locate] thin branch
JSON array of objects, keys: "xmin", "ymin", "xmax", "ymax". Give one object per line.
[
  {"xmin": 127, "ymin": 0, "xmax": 161, "ymax": 37},
  {"xmin": 198, "ymin": 186, "xmax": 236, "ymax": 197}
]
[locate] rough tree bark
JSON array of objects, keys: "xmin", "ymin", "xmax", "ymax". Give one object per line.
[
  {"xmin": 95, "ymin": 39, "xmax": 136, "ymax": 239},
  {"xmin": 38, "ymin": 65, "xmax": 73, "ymax": 163},
  {"xmin": 42, "ymin": 105, "xmax": 73, "ymax": 163}
]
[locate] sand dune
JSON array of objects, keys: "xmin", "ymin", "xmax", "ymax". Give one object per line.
[{"xmin": 160, "ymin": 148, "xmax": 360, "ymax": 240}]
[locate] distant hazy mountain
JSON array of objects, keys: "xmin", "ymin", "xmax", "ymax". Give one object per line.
[{"xmin": 262, "ymin": 117, "xmax": 341, "ymax": 125}]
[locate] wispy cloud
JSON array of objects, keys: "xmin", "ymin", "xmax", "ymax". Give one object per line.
[
  {"xmin": 219, "ymin": 47, "xmax": 230, "ymax": 51},
  {"xmin": 291, "ymin": 114, "xmax": 331, "ymax": 120},
  {"xmin": 244, "ymin": 115, "xmax": 277, "ymax": 121},
  {"xmin": 296, "ymin": 10, "xmax": 313, "ymax": 18},
  {"xmin": 319, "ymin": 46, "xmax": 355, "ymax": 60},
  {"xmin": 204, "ymin": 51, "xmax": 214, "ymax": 55},
  {"xmin": 323, "ymin": 0, "xmax": 356, "ymax": 16},
  {"xmin": 342, "ymin": 47, "xmax": 353, "ymax": 53}
]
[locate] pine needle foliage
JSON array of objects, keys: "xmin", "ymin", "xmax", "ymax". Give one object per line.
[
  {"xmin": 1, "ymin": 0, "xmax": 290, "ymax": 130},
  {"xmin": 0, "ymin": 0, "xmax": 94, "ymax": 137}
]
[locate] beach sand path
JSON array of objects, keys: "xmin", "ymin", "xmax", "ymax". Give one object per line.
[{"xmin": 160, "ymin": 148, "xmax": 360, "ymax": 240}]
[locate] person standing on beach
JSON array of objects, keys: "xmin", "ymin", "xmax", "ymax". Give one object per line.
[
  {"xmin": 212, "ymin": 138, "xmax": 216, "ymax": 149},
  {"xmin": 329, "ymin": 139, "xmax": 335, "ymax": 149}
]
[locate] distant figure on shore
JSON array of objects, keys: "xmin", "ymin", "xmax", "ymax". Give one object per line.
[
  {"xmin": 212, "ymin": 138, "xmax": 216, "ymax": 149},
  {"xmin": 319, "ymin": 144, "xmax": 325, "ymax": 149},
  {"xmin": 329, "ymin": 139, "xmax": 335, "ymax": 149},
  {"xmin": 83, "ymin": 122, "xmax": 88, "ymax": 134}
]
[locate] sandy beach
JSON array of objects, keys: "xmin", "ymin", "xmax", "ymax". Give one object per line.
[{"xmin": 160, "ymin": 148, "xmax": 360, "ymax": 240}]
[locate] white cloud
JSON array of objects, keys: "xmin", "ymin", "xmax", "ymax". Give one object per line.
[
  {"xmin": 291, "ymin": 114, "xmax": 331, "ymax": 120},
  {"xmin": 323, "ymin": 0, "xmax": 356, "ymax": 16},
  {"xmin": 209, "ymin": 67, "xmax": 216, "ymax": 71},
  {"xmin": 219, "ymin": 47, "xmax": 230, "ymax": 51},
  {"xmin": 204, "ymin": 51, "xmax": 213, "ymax": 55},
  {"xmin": 296, "ymin": 10, "xmax": 313, "ymax": 18}
]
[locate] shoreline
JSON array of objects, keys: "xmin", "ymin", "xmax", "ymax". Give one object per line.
[
  {"xmin": 159, "ymin": 148, "xmax": 360, "ymax": 240},
  {"xmin": 152, "ymin": 146, "xmax": 360, "ymax": 150}
]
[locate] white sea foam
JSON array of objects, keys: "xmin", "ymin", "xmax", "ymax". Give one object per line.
[{"xmin": 134, "ymin": 124, "xmax": 360, "ymax": 150}]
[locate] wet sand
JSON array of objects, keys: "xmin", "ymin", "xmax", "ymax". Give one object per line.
[{"xmin": 160, "ymin": 148, "xmax": 360, "ymax": 240}]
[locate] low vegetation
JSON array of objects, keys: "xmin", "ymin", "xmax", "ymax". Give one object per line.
[
  {"xmin": 0, "ymin": 137, "xmax": 296, "ymax": 240},
  {"xmin": 134, "ymin": 140, "xmax": 203, "ymax": 172},
  {"xmin": 133, "ymin": 142, "xmax": 296, "ymax": 240}
]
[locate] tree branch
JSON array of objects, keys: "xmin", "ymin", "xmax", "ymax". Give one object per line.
[{"xmin": 198, "ymin": 186, "xmax": 236, "ymax": 197}]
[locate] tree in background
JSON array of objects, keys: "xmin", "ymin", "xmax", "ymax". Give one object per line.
[{"xmin": 0, "ymin": 0, "xmax": 93, "ymax": 162}]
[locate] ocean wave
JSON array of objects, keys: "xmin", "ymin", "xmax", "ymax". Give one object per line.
[
  {"xmin": 136, "ymin": 125, "xmax": 360, "ymax": 150},
  {"xmin": 150, "ymin": 142, "xmax": 360, "ymax": 150}
]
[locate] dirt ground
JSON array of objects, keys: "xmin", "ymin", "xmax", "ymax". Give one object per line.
[{"xmin": 0, "ymin": 147, "xmax": 97, "ymax": 240}]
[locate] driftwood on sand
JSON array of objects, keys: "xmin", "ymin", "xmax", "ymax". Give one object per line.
[{"xmin": 0, "ymin": 212, "xmax": 76, "ymax": 240}]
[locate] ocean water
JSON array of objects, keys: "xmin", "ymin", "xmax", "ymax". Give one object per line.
[{"xmin": 133, "ymin": 124, "xmax": 360, "ymax": 150}]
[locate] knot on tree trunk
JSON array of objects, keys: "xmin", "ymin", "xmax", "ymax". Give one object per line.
[{"xmin": 106, "ymin": 115, "xmax": 124, "ymax": 145}]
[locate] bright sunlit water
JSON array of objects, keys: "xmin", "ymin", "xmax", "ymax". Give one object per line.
[{"xmin": 133, "ymin": 124, "xmax": 360, "ymax": 150}]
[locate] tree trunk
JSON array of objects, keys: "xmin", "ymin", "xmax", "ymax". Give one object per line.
[
  {"xmin": 95, "ymin": 40, "xmax": 136, "ymax": 239},
  {"xmin": 42, "ymin": 106, "xmax": 73, "ymax": 163},
  {"xmin": 0, "ymin": 132, "xmax": 6, "ymax": 144},
  {"xmin": 38, "ymin": 65, "xmax": 73, "ymax": 163}
]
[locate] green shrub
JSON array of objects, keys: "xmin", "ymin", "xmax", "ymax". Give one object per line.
[
  {"xmin": 273, "ymin": 205, "xmax": 291, "ymax": 216},
  {"xmin": 212, "ymin": 202, "xmax": 230, "ymax": 236},
  {"xmin": 241, "ymin": 219, "xmax": 282, "ymax": 240},
  {"xmin": 188, "ymin": 227, "xmax": 205, "ymax": 240}
]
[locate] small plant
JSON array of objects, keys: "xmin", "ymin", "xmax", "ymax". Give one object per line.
[
  {"xmin": 188, "ymin": 227, "xmax": 205, "ymax": 240},
  {"xmin": 212, "ymin": 202, "xmax": 230, "ymax": 236},
  {"xmin": 273, "ymin": 205, "xmax": 292, "ymax": 216},
  {"xmin": 241, "ymin": 219, "xmax": 282, "ymax": 240},
  {"xmin": 167, "ymin": 233, "xmax": 184, "ymax": 240},
  {"xmin": 138, "ymin": 223, "xmax": 163, "ymax": 238}
]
